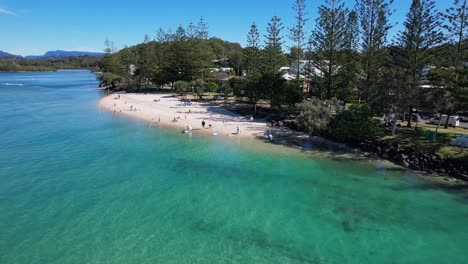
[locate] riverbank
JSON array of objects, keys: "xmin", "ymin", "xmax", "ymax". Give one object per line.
[{"xmin": 99, "ymin": 93, "xmax": 273, "ymax": 139}]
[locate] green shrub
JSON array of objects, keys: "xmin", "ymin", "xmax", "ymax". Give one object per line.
[
  {"xmin": 100, "ymin": 73, "xmax": 122, "ymax": 87},
  {"xmin": 174, "ymin": 81, "xmax": 190, "ymax": 93},
  {"xmin": 218, "ymin": 83, "xmax": 233, "ymax": 98},
  {"xmin": 228, "ymin": 78, "xmax": 240, "ymax": 96},
  {"xmin": 295, "ymin": 98, "xmax": 341, "ymax": 135},
  {"xmin": 205, "ymin": 82, "xmax": 218, "ymax": 94},
  {"xmin": 329, "ymin": 104, "xmax": 380, "ymax": 142},
  {"xmin": 194, "ymin": 79, "xmax": 205, "ymax": 97}
]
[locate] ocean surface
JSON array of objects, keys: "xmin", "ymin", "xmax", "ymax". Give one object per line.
[{"xmin": 0, "ymin": 70, "xmax": 467, "ymax": 264}]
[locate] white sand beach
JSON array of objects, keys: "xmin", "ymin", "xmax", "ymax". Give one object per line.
[{"xmin": 99, "ymin": 93, "xmax": 272, "ymax": 139}]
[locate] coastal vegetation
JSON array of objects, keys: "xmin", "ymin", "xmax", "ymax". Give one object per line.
[
  {"xmin": 96, "ymin": 0, "xmax": 467, "ymax": 173},
  {"xmin": 0, "ymin": 55, "xmax": 102, "ymax": 72}
]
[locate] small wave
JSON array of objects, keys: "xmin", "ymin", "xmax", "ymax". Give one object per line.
[{"xmin": 1, "ymin": 83, "xmax": 24, "ymax": 86}]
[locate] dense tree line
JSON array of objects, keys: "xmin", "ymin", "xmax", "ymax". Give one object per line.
[
  {"xmin": 297, "ymin": 0, "xmax": 467, "ymax": 133},
  {"xmin": 98, "ymin": 17, "xmax": 243, "ymax": 91},
  {"xmin": 0, "ymin": 56, "xmax": 102, "ymax": 72},
  {"xmin": 99, "ymin": 0, "xmax": 467, "ymax": 134}
]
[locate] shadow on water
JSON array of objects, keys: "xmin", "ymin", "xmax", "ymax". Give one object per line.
[
  {"xmin": 190, "ymin": 217, "xmax": 323, "ymax": 263},
  {"xmin": 391, "ymin": 182, "xmax": 468, "ymax": 204}
]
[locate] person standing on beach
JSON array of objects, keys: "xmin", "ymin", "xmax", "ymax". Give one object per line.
[{"xmin": 202, "ymin": 120, "xmax": 205, "ymax": 128}]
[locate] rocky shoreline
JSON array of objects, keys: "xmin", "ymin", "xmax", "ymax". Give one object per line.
[
  {"xmin": 359, "ymin": 138, "xmax": 468, "ymax": 181},
  {"xmin": 268, "ymin": 129, "xmax": 467, "ymax": 182}
]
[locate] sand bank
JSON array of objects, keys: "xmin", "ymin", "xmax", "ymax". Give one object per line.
[{"xmin": 99, "ymin": 93, "xmax": 272, "ymax": 139}]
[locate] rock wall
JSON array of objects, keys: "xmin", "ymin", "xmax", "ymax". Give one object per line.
[{"xmin": 359, "ymin": 138, "xmax": 468, "ymax": 181}]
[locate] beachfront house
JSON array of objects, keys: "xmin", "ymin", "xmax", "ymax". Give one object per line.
[
  {"xmin": 286, "ymin": 60, "xmax": 328, "ymax": 94},
  {"xmin": 216, "ymin": 72, "xmax": 232, "ymax": 82}
]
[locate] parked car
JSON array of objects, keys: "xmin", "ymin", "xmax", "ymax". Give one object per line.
[
  {"xmin": 455, "ymin": 111, "xmax": 468, "ymax": 122},
  {"xmin": 404, "ymin": 113, "xmax": 422, "ymax": 122},
  {"xmin": 428, "ymin": 115, "xmax": 460, "ymax": 127}
]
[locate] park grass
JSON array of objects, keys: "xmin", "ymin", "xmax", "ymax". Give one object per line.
[{"xmin": 379, "ymin": 123, "xmax": 468, "ymax": 162}]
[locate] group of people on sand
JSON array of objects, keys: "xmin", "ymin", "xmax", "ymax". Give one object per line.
[
  {"xmin": 201, "ymin": 120, "xmax": 240, "ymax": 135},
  {"xmin": 181, "ymin": 99, "xmax": 192, "ymax": 106},
  {"xmin": 201, "ymin": 120, "xmax": 211, "ymax": 129},
  {"xmin": 112, "ymin": 93, "xmax": 247, "ymax": 136}
]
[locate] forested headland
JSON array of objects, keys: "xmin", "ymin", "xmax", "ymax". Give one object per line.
[{"xmin": 0, "ymin": 55, "xmax": 102, "ymax": 72}]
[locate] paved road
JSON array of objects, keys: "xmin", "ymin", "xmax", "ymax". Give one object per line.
[{"xmin": 424, "ymin": 120, "xmax": 468, "ymax": 129}]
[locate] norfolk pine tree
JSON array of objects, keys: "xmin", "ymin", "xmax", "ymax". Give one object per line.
[
  {"xmin": 243, "ymin": 22, "xmax": 263, "ymax": 114},
  {"xmin": 441, "ymin": 0, "xmax": 468, "ymax": 114},
  {"xmin": 289, "ymin": 0, "xmax": 309, "ymax": 81},
  {"xmin": 263, "ymin": 16, "xmax": 287, "ymax": 75},
  {"xmin": 336, "ymin": 11, "xmax": 361, "ymax": 102},
  {"xmin": 243, "ymin": 22, "xmax": 262, "ymax": 76},
  {"xmin": 310, "ymin": 0, "xmax": 349, "ymax": 99},
  {"xmin": 356, "ymin": 0, "xmax": 394, "ymax": 107},
  {"xmin": 196, "ymin": 17, "xmax": 210, "ymax": 84},
  {"xmin": 395, "ymin": 0, "xmax": 444, "ymax": 127}
]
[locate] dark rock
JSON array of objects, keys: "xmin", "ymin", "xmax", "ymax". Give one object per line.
[
  {"xmin": 456, "ymin": 174, "xmax": 468, "ymax": 181},
  {"xmin": 353, "ymin": 137, "xmax": 467, "ymax": 181}
]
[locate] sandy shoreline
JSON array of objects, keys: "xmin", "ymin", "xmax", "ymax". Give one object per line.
[
  {"xmin": 98, "ymin": 92, "xmax": 468, "ymax": 186},
  {"xmin": 99, "ymin": 93, "xmax": 273, "ymax": 139}
]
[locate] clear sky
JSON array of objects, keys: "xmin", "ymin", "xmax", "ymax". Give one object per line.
[{"xmin": 0, "ymin": 0, "xmax": 453, "ymax": 56}]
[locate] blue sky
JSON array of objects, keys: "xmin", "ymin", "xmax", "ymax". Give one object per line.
[{"xmin": 0, "ymin": 0, "xmax": 453, "ymax": 56}]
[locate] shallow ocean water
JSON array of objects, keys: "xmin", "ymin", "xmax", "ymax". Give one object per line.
[{"xmin": 0, "ymin": 71, "xmax": 467, "ymax": 263}]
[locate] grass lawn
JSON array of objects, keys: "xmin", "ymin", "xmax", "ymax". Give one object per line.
[{"xmin": 380, "ymin": 122, "xmax": 468, "ymax": 162}]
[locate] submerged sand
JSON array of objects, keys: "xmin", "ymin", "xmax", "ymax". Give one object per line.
[
  {"xmin": 98, "ymin": 93, "xmax": 468, "ymax": 186},
  {"xmin": 99, "ymin": 93, "xmax": 272, "ymax": 139}
]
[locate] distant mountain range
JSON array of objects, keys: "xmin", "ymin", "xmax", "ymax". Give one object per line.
[
  {"xmin": 0, "ymin": 51, "xmax": 17, "ymax": 58},
  {"xmin": 0, "ymin": 50, "xmax": 105, "ymax": 59}
]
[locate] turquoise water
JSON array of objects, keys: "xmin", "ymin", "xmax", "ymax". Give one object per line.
[{"xmin": 0, "ymin": 71, "xmax": 467, "ymax": 264}]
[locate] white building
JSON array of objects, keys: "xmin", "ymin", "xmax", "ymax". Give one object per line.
[
  {"xmin": 129, "ymin": 64, "xmax": 137, "ymax": 75},
  {"xmin": 289, "ymin": 60, "xmax": 325, "ymax": 77},
  {"xmin": 421, "ymin": 66, "xmax": 436, "ymax": 77}
]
